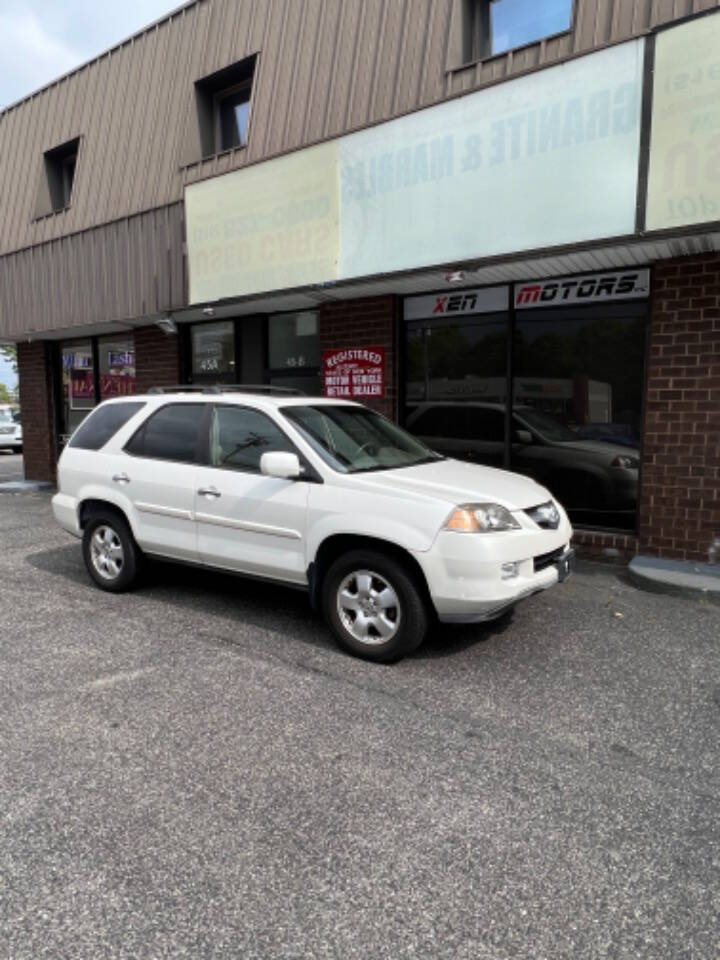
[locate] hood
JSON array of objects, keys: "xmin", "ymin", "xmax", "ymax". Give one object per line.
[{"xmin": 354, "ymin": 458, "xmax": 551, "ymax": 511}]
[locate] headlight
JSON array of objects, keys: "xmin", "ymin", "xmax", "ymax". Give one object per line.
[
  {"xmin": 444, "ymin": 503, "xmax": 521, "ymax": 533},
  {"xmin": 611, "ymin": 455, "xmax": 639, "ymax": 469}
]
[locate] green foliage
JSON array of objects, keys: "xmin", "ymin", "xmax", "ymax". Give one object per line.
[
  {"xmin": 0, "ymin": 344, "xmax": 17, "ymax": 374},
  {"xmin": 0, "ymin": 383, "xmax": 14, "ymax": 404}
]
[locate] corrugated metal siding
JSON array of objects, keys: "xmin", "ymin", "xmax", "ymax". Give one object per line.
[
  {"xmin": 0, "ymin": 204, "xmax": 185, "ymax": 339},
  {"xmin": 3, "ymin": 0, "xmax": 719, "ymax": 259}
]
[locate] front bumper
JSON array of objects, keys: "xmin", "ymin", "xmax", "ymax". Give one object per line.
[
  {"xmin": 0, "ymin": 438, "xmax": 22, "ymax": 450},
  {"xmin": 415, "ymin": 516, "xmax": 574, "ymax": 623}
]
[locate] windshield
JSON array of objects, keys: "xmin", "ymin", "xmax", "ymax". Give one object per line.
[
  {"xmin": 282, "ymin": 404, "xmax": 443, "ymax": 474},
  {"xmin": 515, "ymin": 408, "xmax": 579, "ymax": 443},
  {"xmin": 0, "ymin": 411, "xmax": 14, "ymax": 424}
]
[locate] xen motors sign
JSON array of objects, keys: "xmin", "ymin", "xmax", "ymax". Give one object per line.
[
  {"xmin": 515, "ymin": 269, "xmax": 650, "ymax": 309},
  {"xmin": 404, "ymin": 286, "xmax": 508, "ymax": 321}
]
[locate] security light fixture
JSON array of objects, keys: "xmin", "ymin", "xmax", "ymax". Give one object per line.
[
  {"xmin": 155, "ymin": 315, "xmax": 178, "ymax": 335},
  {"xmin": 202, "ymin": 307, "xmax": 215, "ymax": 317},
  {"xmin": 445, "ymin": 271, "xmax": 466, "ymax": 284}
]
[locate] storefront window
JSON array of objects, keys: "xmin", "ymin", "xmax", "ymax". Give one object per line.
[
  {"xmin": 404, "ymin": 293, "xmax": 647, "ymax": 532},
  {"xmin": 60, "ymin": 334, "xmax": 136, "ymax": 441},
  {"xmin": 99, "ymin": 335, "xmax": 136, "ymax": 400},
  {"xmin": 191, "ymin": 321, "xmax": 236, "ymax": 382},
  {"xmin": 513, "ymin": 304, "xmax": 646, "ymax": 530},
  {"xmin": 61, "ymin": 341, "xmax": 94, "ymax": 438},
  {"xmin": 269, "ymin": 312, "xmax": 321, "ymax": 395}
]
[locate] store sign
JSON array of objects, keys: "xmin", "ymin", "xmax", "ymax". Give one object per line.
[
  {"xmin": 186, "ymin": 142, "xmax": 339, "ymax": 303},
  {"xmin": 108, "ymin": 351, "xmax": 134, "ymax": 368},
  {"xmin": 101, "ymin": 375, "xmax": 136, "ymax": 397},
  {"xmin": 515, "ymin": 269, "xmax": 650, "ymax": 308},
  {"xmin": 404, "ymin": 286, "xmax": 508, "ymax": 320},
  {"xmin": 185, "ymin": 40, "xmax": 643, "ymax": 304},
  {"xmin": 339, "ymin": 39, "xmax": 643, "ymax": 279},
  {"xmin": 322, "ymin": 347, "xmax": 385, "ymax": 399},
  {"xmin": 646, "ymin": 11, "xmax": 720, "ymax": 231}
]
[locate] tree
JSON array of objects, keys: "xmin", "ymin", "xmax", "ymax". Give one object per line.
[
  {"xmin": 0, "ymin": 344, "xmax": 17, "ymax": 374},
  {"xmin": 0, "ymin": 383, "xmax": 14, "ymax": 404}
]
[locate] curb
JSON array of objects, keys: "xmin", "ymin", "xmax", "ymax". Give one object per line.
[{"xmin": 628, "ymin": 555, "xmax": 720, "ymax": 604}]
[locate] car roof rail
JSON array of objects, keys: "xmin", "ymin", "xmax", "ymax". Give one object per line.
[
  {"xmin": 146, "ymin": 385, "xmax": 207, "ymax": 394},
  {"xmin": 201, "ymin": 384, "xmax": 307, "ymax": 396}
]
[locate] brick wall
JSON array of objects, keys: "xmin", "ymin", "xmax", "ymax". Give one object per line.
[
  {"xmin": 319, "ymin": 296, "xmax": 398, "ymax": 419},
  {"xmin": 639, "ymin": 254, "xmax": 720, "ymax": 563},
  {"xmin": 573, "ymin": 530, "xmax": 637, "ymax": 565},
  {"xmin": 17, "ymin": 341, "xmax": 56, "ymax": 484},
  {"xmin": 134, "ymin": 324, "xmax": 185, "ymax": 393}
]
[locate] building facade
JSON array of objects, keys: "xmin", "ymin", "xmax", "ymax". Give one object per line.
[{"xmin": 1, "ymin": 0, "xmax": 719, "ymax": 566}]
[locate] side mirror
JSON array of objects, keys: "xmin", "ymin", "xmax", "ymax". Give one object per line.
[
  {"xmin": 515, "ymin": 429, "xmax": 533, "ymax": 445},
  {"xmin": 260, "ymin": 451, "xmax": 302, "ymax": 480}
]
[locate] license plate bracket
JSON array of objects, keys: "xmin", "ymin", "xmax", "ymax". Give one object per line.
[{"xmin": 556, "ymin": 548, "xmax": 575, "ymax": 582}]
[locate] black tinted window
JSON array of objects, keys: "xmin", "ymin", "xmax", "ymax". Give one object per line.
[
  {"xmin": 211, "ymin": 406, "xmax": 294, "ymax": 472},
  {"xmin": 410, "ymin": 405, "xmax": 505, "ymax": 442},
  {"xmin": 126, "ymin": 404, "xmax": 206, "ymax": 462},
  {"xmin": 69, "ymin": 402, "xmax": 145, "ymax": 451}
]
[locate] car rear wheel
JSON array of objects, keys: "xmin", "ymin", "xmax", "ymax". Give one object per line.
[
  {"xmin": 322, "ymin": 550, "xmax": 428, "ymax": 662},
  {"xmin": 82, "ymin": 511, "xmax": 141, "ymax": 592}
]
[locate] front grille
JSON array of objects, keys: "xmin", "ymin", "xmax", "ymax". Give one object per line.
[
  {"xmin": 0, "ymin": 427, "xmax": 15, "ymax": 435},
  {"xmin": 525, "ymin": 501, "xmax": 560, "ymax": 529},
  {"xmin": 534, "ymin": 547, "xmax": 565, "ymax": 573}
]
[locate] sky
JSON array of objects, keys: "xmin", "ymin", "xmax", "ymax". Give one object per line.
[
  {"xmin": 0, "ymin": 1, "xmax": 180, "ymax": 388},
  {"xmin": 0, "ymin": 0, "xmax": 181, "ymax": 110}
]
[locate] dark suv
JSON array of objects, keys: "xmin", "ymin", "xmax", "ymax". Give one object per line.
[{"xmin": 406, "ymin": 402, "xmax": 639, "ymax": 524}]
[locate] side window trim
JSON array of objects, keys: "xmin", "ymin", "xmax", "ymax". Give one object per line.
[{"xmin": 123, "ymin": 402, "xmax": 209, "ymax": 465}]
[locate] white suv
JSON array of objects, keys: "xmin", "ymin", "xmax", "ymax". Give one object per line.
[{"xmin": 52, "ymin": 388, "xmax": 574, "ymax": 662}]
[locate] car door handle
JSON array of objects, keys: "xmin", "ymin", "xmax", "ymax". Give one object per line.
[
  {"xmin": 112, "ymin": 473, "xmax": 130, "ymax": 484},
  {"xmin": 198, "ymin": 486, "xmax": 221, "ymax": 499}
]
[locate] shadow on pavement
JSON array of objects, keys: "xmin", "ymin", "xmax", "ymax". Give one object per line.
[{"xmin": 26, "ymin": 543, "xmax": 519, "ymax": 661}]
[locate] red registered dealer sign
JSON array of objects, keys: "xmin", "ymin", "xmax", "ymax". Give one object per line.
[{"xmin": 322, "ymin": 346, "xmax": 385, "ymax": 399}]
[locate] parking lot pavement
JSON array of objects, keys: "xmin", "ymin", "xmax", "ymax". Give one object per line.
[
  {"xmin": 0, "ymin": 451, "xmax": 23, "ymax": 482},
  {"xmin": 1, "ymin": 492, "xmax": 719, "ymax": 960}
]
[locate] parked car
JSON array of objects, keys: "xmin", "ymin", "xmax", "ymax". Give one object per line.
[
  {"xmin": 52, "ymin": 388, "xmax": 574, "ymax": 662},
  {"xmin": 0, "ymin": 408, "xmax": 22, "ymax": 452},
  {"xmin": 406, "ymin": 402, "xmax": 639, "ymax": 513}
]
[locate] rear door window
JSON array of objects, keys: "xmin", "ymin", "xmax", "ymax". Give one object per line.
[
  {"xmin": 125, "ymin": 404, "xmax": 207, "ymax": 463},
  {"xmin": 69, "ymin": 402, "xmax": 146, "ymax": 451}
]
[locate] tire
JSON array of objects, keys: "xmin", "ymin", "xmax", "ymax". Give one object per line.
[
  {"xmin": 322, "ymin": 549, "xmax": 428, "ymax": 663},
  {"xmin": 82, "ymin": 510, "xmax": 142, "ymax": 592}
]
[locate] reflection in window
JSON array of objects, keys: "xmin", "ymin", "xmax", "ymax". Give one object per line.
[
  {"xmin": 191, "ymin": 322, "xmax": 236, "ymax": 382},
  {"xmin": 61, "ymin": 341, "xmax": 94, "ymax": 438},
  {"xmin": 404, "ymin": 301, "xmax": 647, "ymax": 532},
  {"xmin": 210, "ymin": 406, "xmax": 294, "ymax": 472},
  {"xmin": 405, "ymin": 317, "xmax": 507, "ymax": 403},
  {"xmin": 464, "ymin": 0, "xmax": 572, "ymax": 62},
  {"xmin": 99, "ymin": 335, "xmax": 136, "ymax": 401},
  {"xmin": 126, "ymin": 404, "xmax": 206, "ymax": 462},
  {"xmin": 269, "ymin": 312, "xmax": 321, "ymax": 396},
  {"xmin": 218, "ymin": 88, "xmax": 250, "ymax": 150}
]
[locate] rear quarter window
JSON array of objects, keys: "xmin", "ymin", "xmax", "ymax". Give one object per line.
[{"xmin": 69, "ymin": 402, "xmax": 146, "ymax": 451}]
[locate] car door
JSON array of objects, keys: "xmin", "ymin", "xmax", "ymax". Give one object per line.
[
  {"xmin": 195, "ymin": 404, "xmax": 310, "ymax": 583},
  {"xmin": 122, "ymin": 402, "xmax": 207, "ymax": 561}
]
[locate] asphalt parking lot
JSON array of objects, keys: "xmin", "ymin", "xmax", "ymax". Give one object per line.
[
  {"xmin": 0, "ymin": 451, "xmax": 23, "ymax": 482},
  {"xmin": 1, "ymin": 490, "xmax": 719, "ymax": 959}
]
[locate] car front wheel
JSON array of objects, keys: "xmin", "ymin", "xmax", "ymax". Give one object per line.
[
  {"xmin": 322, "ymin": 550, "xmax": 428, "ymax": 663},
  {"xmin": 82, "ymin": 511, "xmax": 141, "ymax": 592}
]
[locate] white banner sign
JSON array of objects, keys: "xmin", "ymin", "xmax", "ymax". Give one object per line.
[
  {"xmin": 185, "ymin": 40, "xmax": 644, "ymax": 304},
  {"xmin": 339, "ymin": 41, "xmax": 644, "ymax": 280}
]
